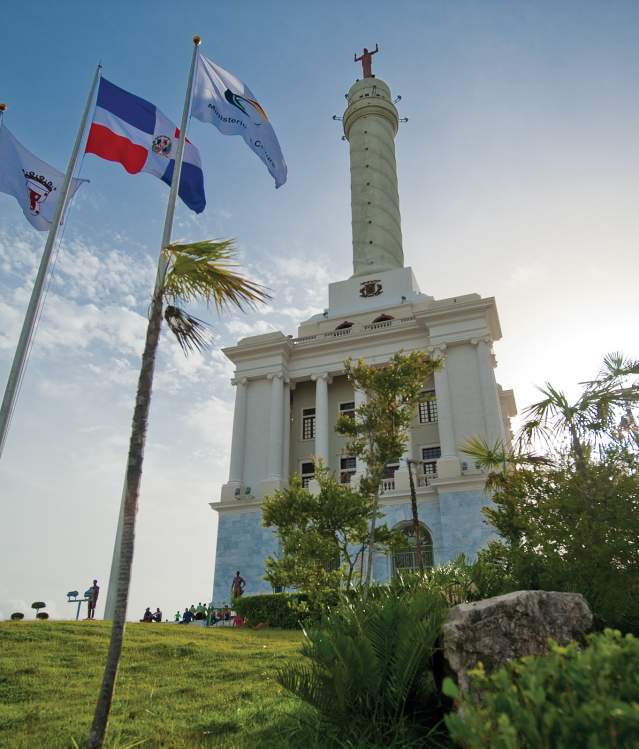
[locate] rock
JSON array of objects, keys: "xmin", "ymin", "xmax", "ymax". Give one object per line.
[{"xmin": 442, "ymin": 590, "xmax": 592, "ymax": 692}]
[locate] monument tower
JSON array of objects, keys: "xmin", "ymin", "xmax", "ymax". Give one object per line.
[{"xmin": 210, "ymin": 50, "xmax": 516, "ymax": 601}]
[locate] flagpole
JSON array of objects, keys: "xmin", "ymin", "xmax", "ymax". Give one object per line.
[
  {"xmin": 0, "ymin": 66, "xmax": 101, "ymax": 460},
  {"xmin": 102, "ymin": 36, "xmax": 201, "ymax": 621}
]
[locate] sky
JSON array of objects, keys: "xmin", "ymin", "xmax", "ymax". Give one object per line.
[{"xmin": 1, "ymin": 1, "xmax": 638, "ymax": 621}]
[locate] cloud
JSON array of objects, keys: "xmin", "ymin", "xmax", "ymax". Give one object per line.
[{"xmin": 225, "ymin": 319, "xmax": 278, "ymax": 337}]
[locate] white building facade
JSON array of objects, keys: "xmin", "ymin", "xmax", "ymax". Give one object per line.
[{"xmin": 210, "ymin": 72, "xmax": 516, "ymax": 602}]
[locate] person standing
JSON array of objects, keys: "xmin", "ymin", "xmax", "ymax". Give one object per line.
[
  {"xmin": 86, "ymin": 579, "xmax": 99, "ymax": 620},
  {"xmin": 231, "ymin": 570, "xmax": 245, "ymax": 599}
]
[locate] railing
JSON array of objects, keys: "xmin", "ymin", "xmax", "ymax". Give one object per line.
[
  {"xmin": 290, "ymin": 316, "xmax": 417, "ymax": 345},
  {"xmin": 417, "ymin": 472, "xmax": 437, "ymax": 488},
  {"xmin": 380, "ymin": 477, "xmax": 396, "ymax": 492},
  {"xmin": 392, "ymin": 547, "xmax": 434, "ymax": 573}
]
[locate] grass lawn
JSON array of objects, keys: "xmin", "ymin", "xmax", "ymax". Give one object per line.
[{"xmin": 0, "ymin": 620, "xmax": 310, "ymax": 749}]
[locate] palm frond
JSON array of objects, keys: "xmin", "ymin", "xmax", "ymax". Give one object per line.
[
  {"xmin": 164, "ymin": 305, "xmax": 213, "ymax": 355},
  {"xmin": 162, "ymin": 239, "xmax": 270, "ymax": 312}
]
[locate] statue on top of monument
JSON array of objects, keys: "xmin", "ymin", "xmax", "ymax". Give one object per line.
[{"xmin": 354, "ymin": 44, "xmax": 379, "ymax": 78}]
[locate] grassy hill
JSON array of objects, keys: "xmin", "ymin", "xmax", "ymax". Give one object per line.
[{"xmin": 0, "ymin": 620, "xmax": 305, "ymax": 749}]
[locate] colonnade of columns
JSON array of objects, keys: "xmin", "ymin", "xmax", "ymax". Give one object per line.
[{"xmin": 224, "ymin": 341, "xmax": 499, "ymax": 496}]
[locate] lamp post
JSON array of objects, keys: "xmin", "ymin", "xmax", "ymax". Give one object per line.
[{"xmin": 406, "ymin": 458, "xmax": 424, "ymax": 573}]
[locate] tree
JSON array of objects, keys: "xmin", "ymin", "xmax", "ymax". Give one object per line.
[
  {"xmin": 262, "ymin": 467, "xmax": 401, "ymax": 607},
  {"xmin": 87, "ymin": 240, "xmax": 268, "ymax": 749},
  {"xmin": 463, "ymin": 353, "xmax": 639, "ymax": 632},
  {"xmin": 336, "ymin": 352, "xmax": 440, "ymax": 588},
  {"xmin": 517, "ymin": 352, "xmax": 639, "ymax": 472},
  {"xmin": 31, "ymin": 602, "xmax": 46, "ymax": 618}
]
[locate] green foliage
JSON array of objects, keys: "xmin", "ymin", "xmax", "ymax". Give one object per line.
[
  {"xmin": 162, "ymin": 239, "xmax": 269, "ymax": 312},
  {"xmin": 262, "ymin": 470, "xmax": 403, "ymax": 609},
  {"xmin": 336, "ymin": 352, "xmax": 440, "ymax": 498},
  {"xmin": 463, "ymin": 354, "xmax": 639, "ymax": 633},
  {"xmin": 446, "ymin": 630, "xmax": 639, "ymax": 749},
  {"xmin": 233, "ymin": 592, "xmax": 311, "ymax": 629},
  {"xmin": 9, "ymin": 612, "xmax": 23, "ymax": 620},
  {"xmin": 30, "ymin": 602, "xmax": 45, "ymax": 615},
  {"xmin": 277, "ymin": 586, "xmax": 449, "ymax": 746},
  {"xmin": 474, "ymin": 446, "xmax": 639, "ymax": 632},
  {"xmin": 35, "ymin": 612, "xmax": 49, "ymax": 620}
]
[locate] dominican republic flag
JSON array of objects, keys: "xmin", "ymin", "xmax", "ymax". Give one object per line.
[{"xmin": 85, "ymin": 78, "xmax": 206, "ymax": 213}]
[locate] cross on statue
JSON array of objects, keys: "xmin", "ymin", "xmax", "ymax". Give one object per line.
[{"xmin": 354, "ymin": 44, "xmax": 379, "ymax": 78}]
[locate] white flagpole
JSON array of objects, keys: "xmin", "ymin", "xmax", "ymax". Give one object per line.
[
  {"xmin": 103, "ymin": 36, "xmax": 201, "ymax": 620},
  {"xmin": 0, "ymin": 65, "xmax": 101, "ymax": 460}
]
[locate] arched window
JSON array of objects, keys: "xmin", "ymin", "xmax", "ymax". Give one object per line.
[
  {"xmin": 372, "ymin": 313, "xmax": 394, "ymax": 323},
  {"xmin": 335, "ymin": 320, "xmax": 354, "ymax": 330},
  {"xmin": 391, "ymin": 521, "xmax": 433, "ymax": 574}
]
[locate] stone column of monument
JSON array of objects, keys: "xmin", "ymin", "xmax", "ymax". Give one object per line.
[{"xmin": 343, "ymin": 70, "xmax": 404, "ymax": 277}]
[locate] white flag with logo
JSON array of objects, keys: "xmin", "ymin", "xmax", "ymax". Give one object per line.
[
  {"xmin": 191, "ymin": 53, "xmax": 287, "ymax": 188},
  {"xmin": 0, "ymin": 125, "xmax": 86, "ymax": 231}
]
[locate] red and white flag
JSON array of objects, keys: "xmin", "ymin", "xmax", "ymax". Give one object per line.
[{"xmin": 0, "ymin": 125, "xmax": 86, "ymax": 231}]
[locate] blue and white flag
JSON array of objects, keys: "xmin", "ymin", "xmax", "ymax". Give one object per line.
[
  {"xmin": 191, "ymin": 53, "xmax": 287, "ymax": 188},
  {"xmin": 0, "ymin": 126, "xmax": 86, "ymax": 231}
]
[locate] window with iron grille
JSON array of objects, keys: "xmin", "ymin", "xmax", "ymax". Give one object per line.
[
  {"xmin": 302, "ymin": 407, "xmax": 316, "ymax": 440},
  {"xmin": 418, "ymin": 390, "xmax": 438, "ymax": 423},
  {"xmin": 301, "ymin": 460, "xmax": 315, "ymax": 488},
  {"xmin": 340, "ymin": 456, "xmax": 356, "ymax": 483},
  {"xmin": 421, "ymin": 445, "xmax": 441, "ymax": 475},
  {"xmin": 392, "ymin": 522, "xmax": 434, "ymax": 574},
  {"xmin": 339, "ymin": 401, "xmax": 355, "ymax": 419}
]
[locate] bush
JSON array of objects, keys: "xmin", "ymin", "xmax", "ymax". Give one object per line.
[
  {"xmin": 445, "ymin": 629, "xmax": 639, "ymax": 749},
  {"xmin": 10, "ymin": 612, "xmax": 24, "ymax": 620},
  {"xmin": 36, "ymin": 612, "xmax": 49, "ymax": 620},
  {"xmin": 278, "ymin": 587, "xmax": 449, "ymax": 746},
  {"xmin": 233, "ymin": 593, "xmax": 308, "ymax": 629}
]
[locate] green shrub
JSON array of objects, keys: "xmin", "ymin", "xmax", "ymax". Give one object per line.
[
  {"xmin": 36, "ymin": 612, "xmax": 49, "ymax": 620},
  {"xmin": 233, "ymin": 593, "xmax": 308, "ymax": 628},
  {"xmin": 445, "ymin": 629, "xmax": 639, "ymax": 749},
  {"xmin": 277, "ymin": 587, "xmax": 449, "ymax": 746},
  {"xmin": 10, "ymin": 612, "xmax": 24, "ymax": 620}
]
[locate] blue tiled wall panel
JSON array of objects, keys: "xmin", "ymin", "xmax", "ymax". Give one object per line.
[
  {"xmin": 212, "ymin": 510, "xmax": 279, "ymax": 605},
  {"xmin": 212, "ymin": 491, "xmax": 496, "ymax": 594},
  {"xmin": 438, "ymin": 490, "xmax": 497, "ymax": 562}
]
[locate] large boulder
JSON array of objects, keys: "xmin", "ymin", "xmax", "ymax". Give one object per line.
[{"xmin": 442, "ymin": 590, "xmax": 592, "ymax": 692}]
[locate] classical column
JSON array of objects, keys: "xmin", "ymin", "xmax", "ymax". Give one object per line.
[
  {"xmin": 431, "ymin": 345, "xmax": 461, "ymax": 479},
  {"xmin": 267, "ymin": 373, "xmax": 284, "ymax": 480},
  {"xmin": 282, "ymin": 378, "xmax": 291, "ymax": 482},
  {"xmin": 312, "ymin": 373, "xmax": 330, "ymax": 467},
  {"xmin": 228, "ymin": 377, "xmax": 248, "ymax": 485},
  {"xmin": 473, "ymin": 336, "xmax": 506, "ymax": 443},
  {"xmin": 352, "ymin": 387, "xmax": 368, "ymax": 483}
]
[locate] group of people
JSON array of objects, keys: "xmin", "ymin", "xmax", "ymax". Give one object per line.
[
  {"xmin": 81, "ymin": 571, "xmax": 247, "ymax": 624},
  {"xmin": 140, "ymin": 607, "xmax": 162, "ymax": 623},
  {"xmin": 175, "ymin": 602, "xmax": 234, "ymax": 625}
]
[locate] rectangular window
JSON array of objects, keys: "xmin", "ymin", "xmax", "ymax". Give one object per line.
[
  {"xmin": 340, "ymin": 456, "xmax": 356, "ymax": 484},
  {"xmin": 383, "ymin": 462, "xmax": 400, "ymax": 479},
  {"xmin": 339, "ymin": 401, "xmax": 355, "ymax": 419},
  {"xmin": 301, "ymin": 460, "xmax": 315, "ymax": 488},
  {"xmin": 302, "ymin": 407, "xmax": 316, "ymax": 440},
  {"xmin": 419, "ymin": 390, "xmax": 438, "ymax": 423},
  {"xmin": 421, "ymin": 445, "xmax": 441, "ymax": 476}
]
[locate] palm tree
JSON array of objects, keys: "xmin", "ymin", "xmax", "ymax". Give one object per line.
[
  {"xmin": 517, "ymin": 353, "xmax": 639, "ymax": 471},
  {"xmin": 584, "ymin": 352, "xmax": 639, "ymax": 448},
  {"xmin": 87, "ymin": 239, "xmax": 268, "ymax": 749}
]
